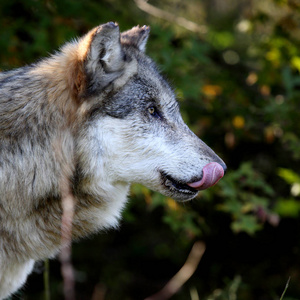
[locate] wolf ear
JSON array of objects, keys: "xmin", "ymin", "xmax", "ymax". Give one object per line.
[
  {"xmin": 121, "ymin": 25, "xmax": 150, "ymax": 52},
  {"xmin": 87, "ymin": 22, "xmax": 124, "ymax": 73},
  {"xmin": 77, "ymin": 22, "xmax": 127, "ymax": 96}
]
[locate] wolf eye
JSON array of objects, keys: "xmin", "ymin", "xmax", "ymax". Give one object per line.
[
  {"xmin": 148, "ymin": 106, "xmax": 156, "ymax": 115},
  {"xmin": 147, "ymin": 105, "xmax": 161, "ymax": 119}
]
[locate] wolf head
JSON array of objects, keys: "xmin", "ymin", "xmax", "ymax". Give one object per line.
[{"xmin": 69, "ymin": 22, "xmax": 226, "ymax": 202}]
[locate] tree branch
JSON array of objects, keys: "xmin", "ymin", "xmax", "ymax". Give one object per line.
[
  {"xmin": 59, "ymin": 184, "xmax": 76, "ymax": 300},
  {"xmin": 134, "ymin": 0, "xmax": 207, "ymax": 35},
  {"xmin": 54, "ymin": 136, "xmax": 76, "ymax": 300},
  {"xmin": 145, "ymin": 241, "xmax": 206, "ymax": 300}
]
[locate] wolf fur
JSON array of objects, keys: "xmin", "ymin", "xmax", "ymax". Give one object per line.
[{"xmin": 0, "ymin": 22, "xmax": 225, "ymax": 298}]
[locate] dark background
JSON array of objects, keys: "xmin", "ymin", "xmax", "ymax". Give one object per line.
[{"xmin": 1, "ymin": 0, "xmax": 300, "ymax": 299}]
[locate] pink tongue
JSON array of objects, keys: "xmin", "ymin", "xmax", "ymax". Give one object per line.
[{"xmin": 187, "ymin": 162, "xmax": 224, "ymax": 190}]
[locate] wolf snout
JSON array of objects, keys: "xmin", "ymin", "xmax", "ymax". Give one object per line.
[{"xmin": 187, "ymin": 162, "xmax": 226, "ymax": 190}]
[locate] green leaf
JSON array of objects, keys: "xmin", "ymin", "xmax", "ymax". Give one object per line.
[
  {"xmin": 278, "ymin": 168, "xmax": 300, "ymax": 185},
  {"xmin": 231, "ymin": 215, "xmax": 262, "ymax": 235},
  {"xmin": 274, "ymin": 198, "xmax": 300, "ymax": 217}
]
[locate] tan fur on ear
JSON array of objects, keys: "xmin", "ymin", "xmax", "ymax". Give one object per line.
[
  {"xmin": 68, "ymin": 59, "xmax": 86, "ymax": 103},
  {"xmin": 67, "ymin": 27, "xmax": 99, "ymax": 102},
  {"xmin": 77, "ymin": 27, "xmax": 99, "ymax": 61}
]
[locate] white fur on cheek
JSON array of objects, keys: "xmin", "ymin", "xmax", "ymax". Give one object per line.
[
  {"xmin": 91, "ymin": 117, "xmax": 210, "ymax": 183},
  {"xmin": 85, "ymin": 118, "xmax": 166, "ymax": 188}
]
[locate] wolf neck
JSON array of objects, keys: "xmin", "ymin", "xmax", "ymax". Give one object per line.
[
  {"xmin": 73, "ymin": 178, "xmax": 130, "ymax": 236},
  {"xmin": 28, "ymin": 42, "xmax": 84, "ymax": 127}
]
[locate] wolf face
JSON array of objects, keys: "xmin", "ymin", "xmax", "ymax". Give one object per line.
[{"xmin": 76, "ymin": 22, "xmax": 226, "ymax": 202}]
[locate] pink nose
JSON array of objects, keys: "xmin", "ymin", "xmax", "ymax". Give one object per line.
[{"xmin": 187, "ymin": 162, "xmax": 225, "ymax": 190}]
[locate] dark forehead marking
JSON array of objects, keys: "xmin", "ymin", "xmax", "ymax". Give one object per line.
[
  {"xmin": 126, "ymin": 47, "xmax": 173, "ymax": 88},
  {"xmin": 133, "ymin": 76, "xmax": 157, "ymax": 95}
]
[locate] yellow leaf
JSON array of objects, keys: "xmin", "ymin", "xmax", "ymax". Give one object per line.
[
  {"xmin": 202, "ymin": 85, "xmax": 223, "ymax": 97},
  {"xmin": 241, "ymin": 203, "xmax": 253, "ymax": 213},
  {"xmin": 264, "ymin": 126, "xmax": 275, "ymax": 144},
  {"xmin": 166, "ymin": 198, "xmax": 180, "ymax": 211},
  {"xmin": 246, "ymin": 72, "xmax": 258, "ymax": 86},
  {"xmin": 260, "ymin": 85, "xmax": 270, "ymax": 96},
  {"xmin": 266, "ymin": 48, "xmax": 281, "ymax": 66},
  {"xmin": 232, "ymin": 116, "xmax": 245, "ymax": 129},
  {"xmin": 291, "ymin": 56, "xmax": 300, "ymax": 72}
]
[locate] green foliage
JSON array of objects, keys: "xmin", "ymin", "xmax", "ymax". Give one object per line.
[
  {"xmin": 215, "ymin": 162, "xmax": 275, "ymax": 235},
  {"xmin": 275, "ymin": 198, "xmax": 300, "ymax": 217},
  {"xmin": 275, "ymin": 168, "xmax": 300, "ymax": 217},
  {"xmin": 278, "ymin": 168, "xmax": 300, "ymax": 185},
  {"xmin": 131, "ymin": 184, "xmax": 203, "ymax": 238}
]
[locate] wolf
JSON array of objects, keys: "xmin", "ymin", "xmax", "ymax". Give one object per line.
[{"xmin": 0, "ymin": 22, "xmax": 226, "ymax": 298}]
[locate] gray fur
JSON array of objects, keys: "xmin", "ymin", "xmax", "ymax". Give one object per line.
[{"xmin": 0, "ymin": 22, "xmax": 225, "ymax": 298}]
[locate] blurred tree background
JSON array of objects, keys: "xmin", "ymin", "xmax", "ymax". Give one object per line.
[{"xmin": 1, "ymin": 0, "xmax": 300, "ymax": 299}]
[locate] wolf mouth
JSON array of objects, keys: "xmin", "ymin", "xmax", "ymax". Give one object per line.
[
  {"xmin": 161, "ymin": 172, "xmax": 199, "ymax": 196},
  {"xmin": 160, "ymin": 163, "xmax": 225, "ymax": 198}
]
